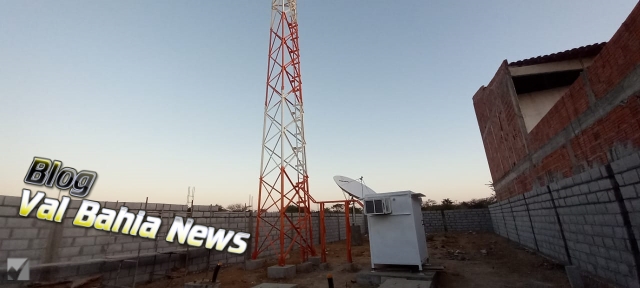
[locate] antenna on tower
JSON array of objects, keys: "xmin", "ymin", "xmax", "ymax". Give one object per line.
[
  {"xmin": 247, "ymin": 195, "xmax": 253, "ymax": 210},
  {"xmin": 187, "ymin": 186, "xmax": 195, "ymax": 207}
]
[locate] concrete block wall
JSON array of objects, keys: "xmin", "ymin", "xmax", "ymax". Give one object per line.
[
  {"xmin": 501, "ymin": 199, "xmax": 520, "ymax": 243},
  {"xmin": 488, "ymin": 204, "xmax": 507, "ymax": 238},
  {"xmin": 0, "ymin": 196, "xmax": 364, "ymax": 288},
  {"xmin": 508, "ymin": 195, "xmax": 536, "ymax": 250},
  {"xmin": 323, "ymin": 214, "xmax": 342, "ymax": 243},
  {"xmin": 0, "ymin": 201, "xmax": 51, "ymax": 266},
  {"xmin": 252, "ymin": 212, "xmax": 365, "ymax": 259},
  {"xmin": 322, "ymin": 213, "xmax": 366, "ymax": 242},
  {"xmin": 53, "ymin": 201, "xmax": 236, "ymax": 262},
  {"xmin": 489, "ymin": 151, "xmax": 640, "ymax": 287},
  {"xmin": 420, "ymin": 209, "xmax": 493, "ymax": 233},
  {"xmin": 615, "ymin": 153, "xmax": 640, "ymax": 287},
  {"xmin": 443, "ymin": 209, "xmax": 493, "ymax": 232},
  {"xmin": 422, "ymin": 211, "xmax": 445, "ymax": 233},
  {"xmin": 524, "ymin": 187, "xmax": 567, "ymax": 263},
  {"xmin": 0, "ymin": 192, "xmax": 492, "ymax": 288},
  {"xmin": 2, "ymin": 246, "xmax": 234, "ymax": 288}
]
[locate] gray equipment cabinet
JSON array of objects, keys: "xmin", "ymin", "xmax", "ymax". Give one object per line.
[{"xmin": 363, "ymin": 190, "xmax": 429, "ymax": 270}]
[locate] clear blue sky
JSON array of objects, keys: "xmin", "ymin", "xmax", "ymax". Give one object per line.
[{"xmin": 1, "ymin": 0, "xmax": 637, "ymax": 208}]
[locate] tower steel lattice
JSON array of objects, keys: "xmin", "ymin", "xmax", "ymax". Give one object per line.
[{"xmin": 252, "ymin": 0, "xmax": 316, "ymax": 266}]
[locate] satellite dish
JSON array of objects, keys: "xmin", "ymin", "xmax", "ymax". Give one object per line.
[{"xmin": 333, "ymin": 175, "xmax": 377, "ymax": 200}]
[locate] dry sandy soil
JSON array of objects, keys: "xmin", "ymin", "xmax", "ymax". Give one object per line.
[
  {"xmin": 136, "ymin": 232, "xmax": 571, "ymax": 288},
  {"xmin": 430, "ymin": 232, "xmax": 570, "ymax": 288}
]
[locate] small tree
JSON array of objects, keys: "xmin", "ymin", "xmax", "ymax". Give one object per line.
[
  {"xmin": 330, "ymin": 204, "xmax": 344, "ymax": 212},
  {"xmin": 486, "ymin": 181, "xmax": 495, "ymax": 192},
  {"xmin": 342, "ymin": 204, "xmax": 362, "ymax": 214},
  {"xmin": 441, "ymin": 198, "xmax": 454, "ymax": 210},
  {"xmin": 285, "ymin": 205, "xmax": 301, "ymax": 213},
  {"xmin": 226, "ymin": 203, "xmax": 245, "ymax": 212},
  {"xmin": 421, "ymin": 199, "xmax": 438, "ymax": 210}
]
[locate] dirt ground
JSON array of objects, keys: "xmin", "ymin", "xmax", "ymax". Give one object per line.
[
  {"xmin": 136, "ymin": 241, "xmax": 371, "ymax": 288},
  {"xmin": 136, "ymin": 232, "xmax": 571, "ymax": 288},
  {"xmin": 430, "ymin": 232, "xmax": 570, "ymax": 288}
]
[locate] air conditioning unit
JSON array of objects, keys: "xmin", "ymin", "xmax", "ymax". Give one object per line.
[{"xmin": 364, "ymin": 197, "xmax": 392, "ymax": 215}]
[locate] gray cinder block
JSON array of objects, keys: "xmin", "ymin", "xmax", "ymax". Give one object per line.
[
  {"xmin": 1, "ymin": 239, "xmax": 28, "ymax": 250},
  {"xmin": 267, "ymin": 265, "xmax": 296, "ymax": 279},
  {"xmin": 245, "ymin": 259, "xmax": 265, "ymax": 270},
  {"xmin": 3, "ymin": 197, "xmax": 21, "ymax": 207},
  {"xmin": 0, "ymin": 207, "xmax": 19, "ymax": 217}
]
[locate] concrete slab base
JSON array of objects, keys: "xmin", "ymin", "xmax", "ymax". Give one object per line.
[
  {"xmin": 319, "ymin": 263, "xmax": 330, "ymax": 270},
  {"xmin": 296, "ymin": 262, "xmax": 313, "ymax": 273},
  {"xmin": 308, "ymin": 256, "xmax": 321, "ymax": 266},
  {"xmin": 251, "ymin": 284, "xmax": 298, "ymax": 288},
  {"xmin": 356, "ymin": 270, "xmax": 437, "ymax": 286},
  {"xmin": 267, "ymin": 265, "xmax": 296, "ymax": 279},
  {"xmin": 565, "ymin": 265, "xmax": 585, "ymax": 288},
  {"xmin": 245, "ymin": 259, "xmax": 266, "ymax": 271},
  {"xmin": 379, "ymin": 278, "xmax": 432, "ymax": 288},
  {"xmin": 184, "ymin": 280, "xmax": 221, "ymax": 288}
]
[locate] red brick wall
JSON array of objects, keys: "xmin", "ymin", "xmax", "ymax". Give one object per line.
[
  {"xmin": 473, "ymin": 61, "xmax": 529, "ymax": 182},
  {"xmin": 588, "ymin": 5, "xmax": 640, "ymax": 100},
  {"xmin": 571, "ymin": 102, "xmax": 640, "ymax": 165},
  {"xmin": 474, "ymin": 2, "xmax": 640, "ymax": 200},
  {"xmin": 527, "ymin": 77, "xmax": 591, "ymax": 152}
]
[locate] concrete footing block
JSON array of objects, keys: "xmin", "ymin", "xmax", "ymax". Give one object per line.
[
  {"xmin": 251, "ymin": 284, "xmax": 298, "ymax": 288},
  {"xmin": 245, "ymin": 259, "xmax": 266, "ymax": 271},
  {"xmin": 319, "ymin": 263, "xmax": 330, "ymax": 270},
  {"xmin": 308, "ymin": 256, "xmax": 321, "ymax": 266},
  {"xmin": 296, "ymin": 262, "xmax": 313, "ymax": 273},
  {"xmin": 565, "ymin": 266, "xmax": 584, "ymax": 288},
  {"xmin": 184, "ymin": 280, "xmax": 221, "ymax": 288},
  {"xmin": 267, "ymin": 265, "xmax": 296, "ymax": 279}
]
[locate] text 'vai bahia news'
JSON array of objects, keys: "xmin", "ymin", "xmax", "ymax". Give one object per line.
[{"xmin": 19, "ymin": 190, "xmax": 251, "ymax": 255}]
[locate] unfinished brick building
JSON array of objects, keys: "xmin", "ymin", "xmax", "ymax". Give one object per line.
[
  {"xmin": 475, "ymin": 3, "xmax": 640, "ymax": 287},
  {"xmin": 474, "ymin": 3, "xmax": 640, "ymax": 201}
]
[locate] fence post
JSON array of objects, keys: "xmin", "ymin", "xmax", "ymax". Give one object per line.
[
  {"xmin": 507, "ymin": 197, "xmax": 521, "ymax": 243},
  {"xmin": 337, "ymin": 215, "xmax": 341, "ymax": 240},
  {"xmin": 500, "ymin": 201, "xmax": 510, "ymax": 240},
  {"xmin": 522, "ymin": 192, "xmax": 539, "ymax": 252},
  {"xmin": 547, "ymin": 185, "xmax": 572, "ymax": 265},
  {"xmin": 246, "ymin": 210, "xmax": 253, "ymax": 261},
  {"xmin": 605, "ymin": 164, "xmax": 640, "ymax": 281},
  {"xmin": 440, "ymin": 210, "xmax": 448, "ymax": 232}
]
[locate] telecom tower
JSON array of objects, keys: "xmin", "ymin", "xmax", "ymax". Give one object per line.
[{"xmin": 252, "ymin": 0, "xmax": 316, "ymax": 266}]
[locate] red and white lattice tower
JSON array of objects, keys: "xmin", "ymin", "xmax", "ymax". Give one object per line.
[{"xmin": 252, "ymin": 0, "xmax": 316, "ymax": 266}]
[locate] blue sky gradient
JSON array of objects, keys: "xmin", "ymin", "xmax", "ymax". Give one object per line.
[{"xmin": 1, "ymin": 0, "xmax": 637, "ymax": 208}]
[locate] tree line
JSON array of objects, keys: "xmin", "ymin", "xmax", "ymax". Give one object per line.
[
  {"xmin": 420, "ymin": 193, "xmax": 497, "ymax": 211},
  {"xmin": 218, "ymin": 203, "xmax": 361, "ymax": 213},
  {"xmin": 217, "ymin": 194, "xmax": 496, "ymax": 213}
]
